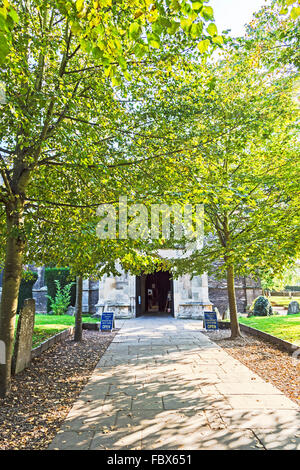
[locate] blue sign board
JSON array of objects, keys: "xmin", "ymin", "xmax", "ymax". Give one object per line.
[
  {"xmin": 204, "ymin": 311, "xmax": 218, "ymax": 330},
  {"xmin": 100, "ymin": 312, "xmax": 115, "ymax": 332}
]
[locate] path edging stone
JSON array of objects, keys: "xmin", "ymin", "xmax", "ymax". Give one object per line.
[
  {"xmin": 31, "ymin": 327, "xmax": 75, "ymax": 360},
  {"xmin": 30, "ymin": 323, "xmax": 101, "ymax": 361},
  {"xmin": 218, "ymin": 320, "xmax": 299, "ymax": 354}
]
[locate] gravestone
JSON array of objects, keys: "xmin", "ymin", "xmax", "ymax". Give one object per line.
[
  {"xmin": 287, "ymin": 301, "xmax": 300, "ymax": 315},
  {"xmin": 12, "ymin": 298, "xmax": 35, "ymax": 375},
  {"xmin": 66, "ymin": 305, "xmax": 76, "ymax": 316}
]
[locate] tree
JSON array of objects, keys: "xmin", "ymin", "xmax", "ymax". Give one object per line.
[
  {"xmin": 260, "ymin": 263, "xmax": 300, "ymax": 293},
  {"xmin": 0, "ymin": 0, "xmax": 219, "ymax": 396},
  {"xmin": 124, "ymin": 47, "xmax": 299, "ymax": 338},
  {"xmin": 244, "ymin": 0, "xmax": 300, "ymax": 72}
]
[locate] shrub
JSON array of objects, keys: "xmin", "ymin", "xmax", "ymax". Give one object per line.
[
  {"xmin": 44, "ymin": 267, "xmax": 76, "ymax": 312},
  {"xmin": 17, "ymin": 270, "xmax": 38, "ymax": 313},
  {"xmin": 252, "ymin": 296, "xmax": 273, "ymax": 317},
  {"xmin": 47, "ymin": 280, "xmax": 75, "ymax": 315}
]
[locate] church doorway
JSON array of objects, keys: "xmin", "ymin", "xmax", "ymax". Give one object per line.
[{"xmin": 136, "ymin": 271, "xmax": 174, "ymax": 317}]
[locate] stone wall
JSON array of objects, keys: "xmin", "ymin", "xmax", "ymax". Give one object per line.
[{"xmin": 208, "ymin": 273, "xmax": 261, "ymax": 315}]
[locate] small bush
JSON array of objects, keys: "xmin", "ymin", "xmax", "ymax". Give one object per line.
[
  {"xmin": 47, "ymin": 280, "xmax": 75, "ymax": 315},
  {"xmin": 45, "ymin": 267, "xmax": 76, "ymax": 312},
  {"xmin": 251, "ymin": 296, "xmax": 273, "ymax": 317}
]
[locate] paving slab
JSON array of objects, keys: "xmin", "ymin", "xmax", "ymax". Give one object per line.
[{"xmin": 48, "ymin": 316, "xmax": 299, "ymax": 450}]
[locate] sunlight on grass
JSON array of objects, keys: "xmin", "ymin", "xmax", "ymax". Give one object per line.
[
  {"xmin": 26, "ymin": 314, "xmax": 99, "ymax": 348},
  {"xmin": 270, "ymin": 296, "xmax": 300, "ymax": 307},
  {"xmin": 239, "ymin": 314, "xmax": 300, "ymax": 345}
]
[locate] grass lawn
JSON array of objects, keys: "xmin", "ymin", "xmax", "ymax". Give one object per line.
[
  {"xmin": 270, "ymin": 296, "xmax": 300, "ymax": 307},
  {"xmin": 24, "ymin": 314, "xmax": 99, "ymax": 348},
  {"xmin": 239, "ymin": 314, "xmax": 300, "ymax": 346}
]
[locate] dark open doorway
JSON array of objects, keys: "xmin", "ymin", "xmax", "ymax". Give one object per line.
[{"xmin": 136, "ymin": 271, "xmax": 174, "ymax": 317}]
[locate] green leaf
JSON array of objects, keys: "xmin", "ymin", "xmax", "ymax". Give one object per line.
[
  {"xmin": 8, "ymin": 8, "xmax": 19, "ymax": 24},
  {"xmin": 76, "ymin": 0, "xmax": 84, "ymax": 12},
  {"xmin": 180, "ymin": 18, "xmax": 192, "ymax": 33},
  {"xmin": 0, "ymin": 7, "xmax": 7, "ymax": 19},
  {"xmin": 190, "ymin": 22, "xmax": 203, "ymax": 39},
  {"xmin": 111, "ymin": 73, "xmax": 121, "ymax": 87},
  {"xmin": 197, "ymin": 39, "xmax": 210, "ymax": 53},
  {"xmin": 290, "ymin": 7, "xmax": 300, "ymax": 19},
  {"xmin": 129, "ymin": 22, "xmax": 142, "ymax": 40},
  {"xmin": 191, "ymin": 1, "xmax": 203, "ymax": 11},
  {"xmin": 167, "ymin": 21, "xmax": 180, "ymax": 35},
  {"xmin": 212, "ymin": 35, "xmax": 224, "ymax": 46},
  {"xmin": 0, "ymin": 33, "xmax": 10, "ymax": 64},
  {"xmin": 92, "ymin": 46, "xmax": 102, "ymax": 59},
  {"xmin": 148, "ymin": 38, "xmax": 160, "ymax": 49},
  {"xmin": 170, "ymin": 0, "xmax": 181, "ymax": 12},
  {"xmin": 201, "ymin": 6, "xmax": 214, "ymax": 21},
  {"xmin": 71, "ymin": 21, "xmax": 81, "ymax": 34},
  {"xmin": 133, "ymin": 43, "xmax": 147, "ymax": 58},
  {"xmin": 207, "ymin": 23, "xmax": 217, "ymax": 36}
]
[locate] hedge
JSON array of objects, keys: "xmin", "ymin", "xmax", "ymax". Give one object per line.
[
  {"xmin": 44, "ymin": 267, "xmax": 76, "ymax": 313},
  {"xmin": 17, "ymin": 271, "xmax": 38, "ymax": 313}
]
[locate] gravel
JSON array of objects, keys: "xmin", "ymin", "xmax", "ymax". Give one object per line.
[
  {"xmin": 0, "ymin": 329, "xmax": 117, "ymax": 450},
  {"xmin": 203, "ymin": 329, "xmax": 300, "ymax": 406}
]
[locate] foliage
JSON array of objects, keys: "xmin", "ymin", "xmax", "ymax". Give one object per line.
[
  {"xmin": 245, "ymin": 1, "xmax": 300, "ymax": 72},
  {"xmin": 0, "ymin": 0, "xmax": 214, "ymax": 275},
  {"xmin": 55, "ymin": 0, "xmax": 221, "ymax": 85},
  {"xmin": 117, "ymin": 13, "xmax": 299, "ymax": 337},
  {"xmin": 260, "ymin": 263, "xmax": 300, "ymax": 292},
  {"xmin": 0, "ymin": 0, "xmax": 19, "ymax": 64},
  {"xmin": 124, "ymin": 48, "xmax": 299, "ymax": 281},
  {"xmin": 251, "ymin": 296, "xmax": 273, "ymax": 317},
  {"xmin": 17, "ymin": 270, "xmax": 38, "ymax": 313},
  {"xmin": 277, "ymin": 0, "xmax": 300, "ymax": 20},
  {"xmin": 46, "ymin": 279, "xmax": 74, "ymax": 315}
]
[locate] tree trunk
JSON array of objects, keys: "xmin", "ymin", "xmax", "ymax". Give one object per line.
[
  {"xmin": 0, "ymin": 206, "xmax": 25, "ymax": 397},
  {"xmin": 226, "ymin": 264, "xmax": 242, "ymax": 339},
  {"xmin": 74, "ymin": 276, "xmax": 83, "ymax": 342}
]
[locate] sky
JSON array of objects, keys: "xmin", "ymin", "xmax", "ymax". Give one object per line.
[{"xmin": 209, "ymin": 0, "xmax": 271, "ymax": 37}]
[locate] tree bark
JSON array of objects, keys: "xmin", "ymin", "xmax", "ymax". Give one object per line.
[
  {"xmin": 226, "ymin": 263, "xmax": 242, "ymax": 339},
  {"xmin": 74, "ymin": 275, "xmax": 83, "ymax": 342},
  {"xmin": 0, "ymin": 204, "xmax": 25, "ymax": 397}
]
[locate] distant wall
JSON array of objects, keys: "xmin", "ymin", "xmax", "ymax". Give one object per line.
[{"xmin": 208, "ymin": 273, "xmax": 261, "ymax": 315}]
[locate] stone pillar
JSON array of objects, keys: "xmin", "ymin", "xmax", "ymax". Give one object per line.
[
  {"xmin": 82, "ymin": 278, "xmax": 90, "ymax": 313},
  {"xmin": 175, "ymin": 273, "xmax": 212, "ymax": 319},
  {"xmin": 128, "ymin": 274, "xmax": 136, "ymax": 317},
  {"xmin": 95, "ymin": 271, "xmax": 135, "ymax": 319},
  {"xmin": 88, "ymin": 279, "xmax": 99, "ymax": 314}
]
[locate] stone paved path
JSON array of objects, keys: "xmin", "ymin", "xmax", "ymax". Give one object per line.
[{"xmin": 49, "ymin": 316, "xmax": 300, "ymax": 450}]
